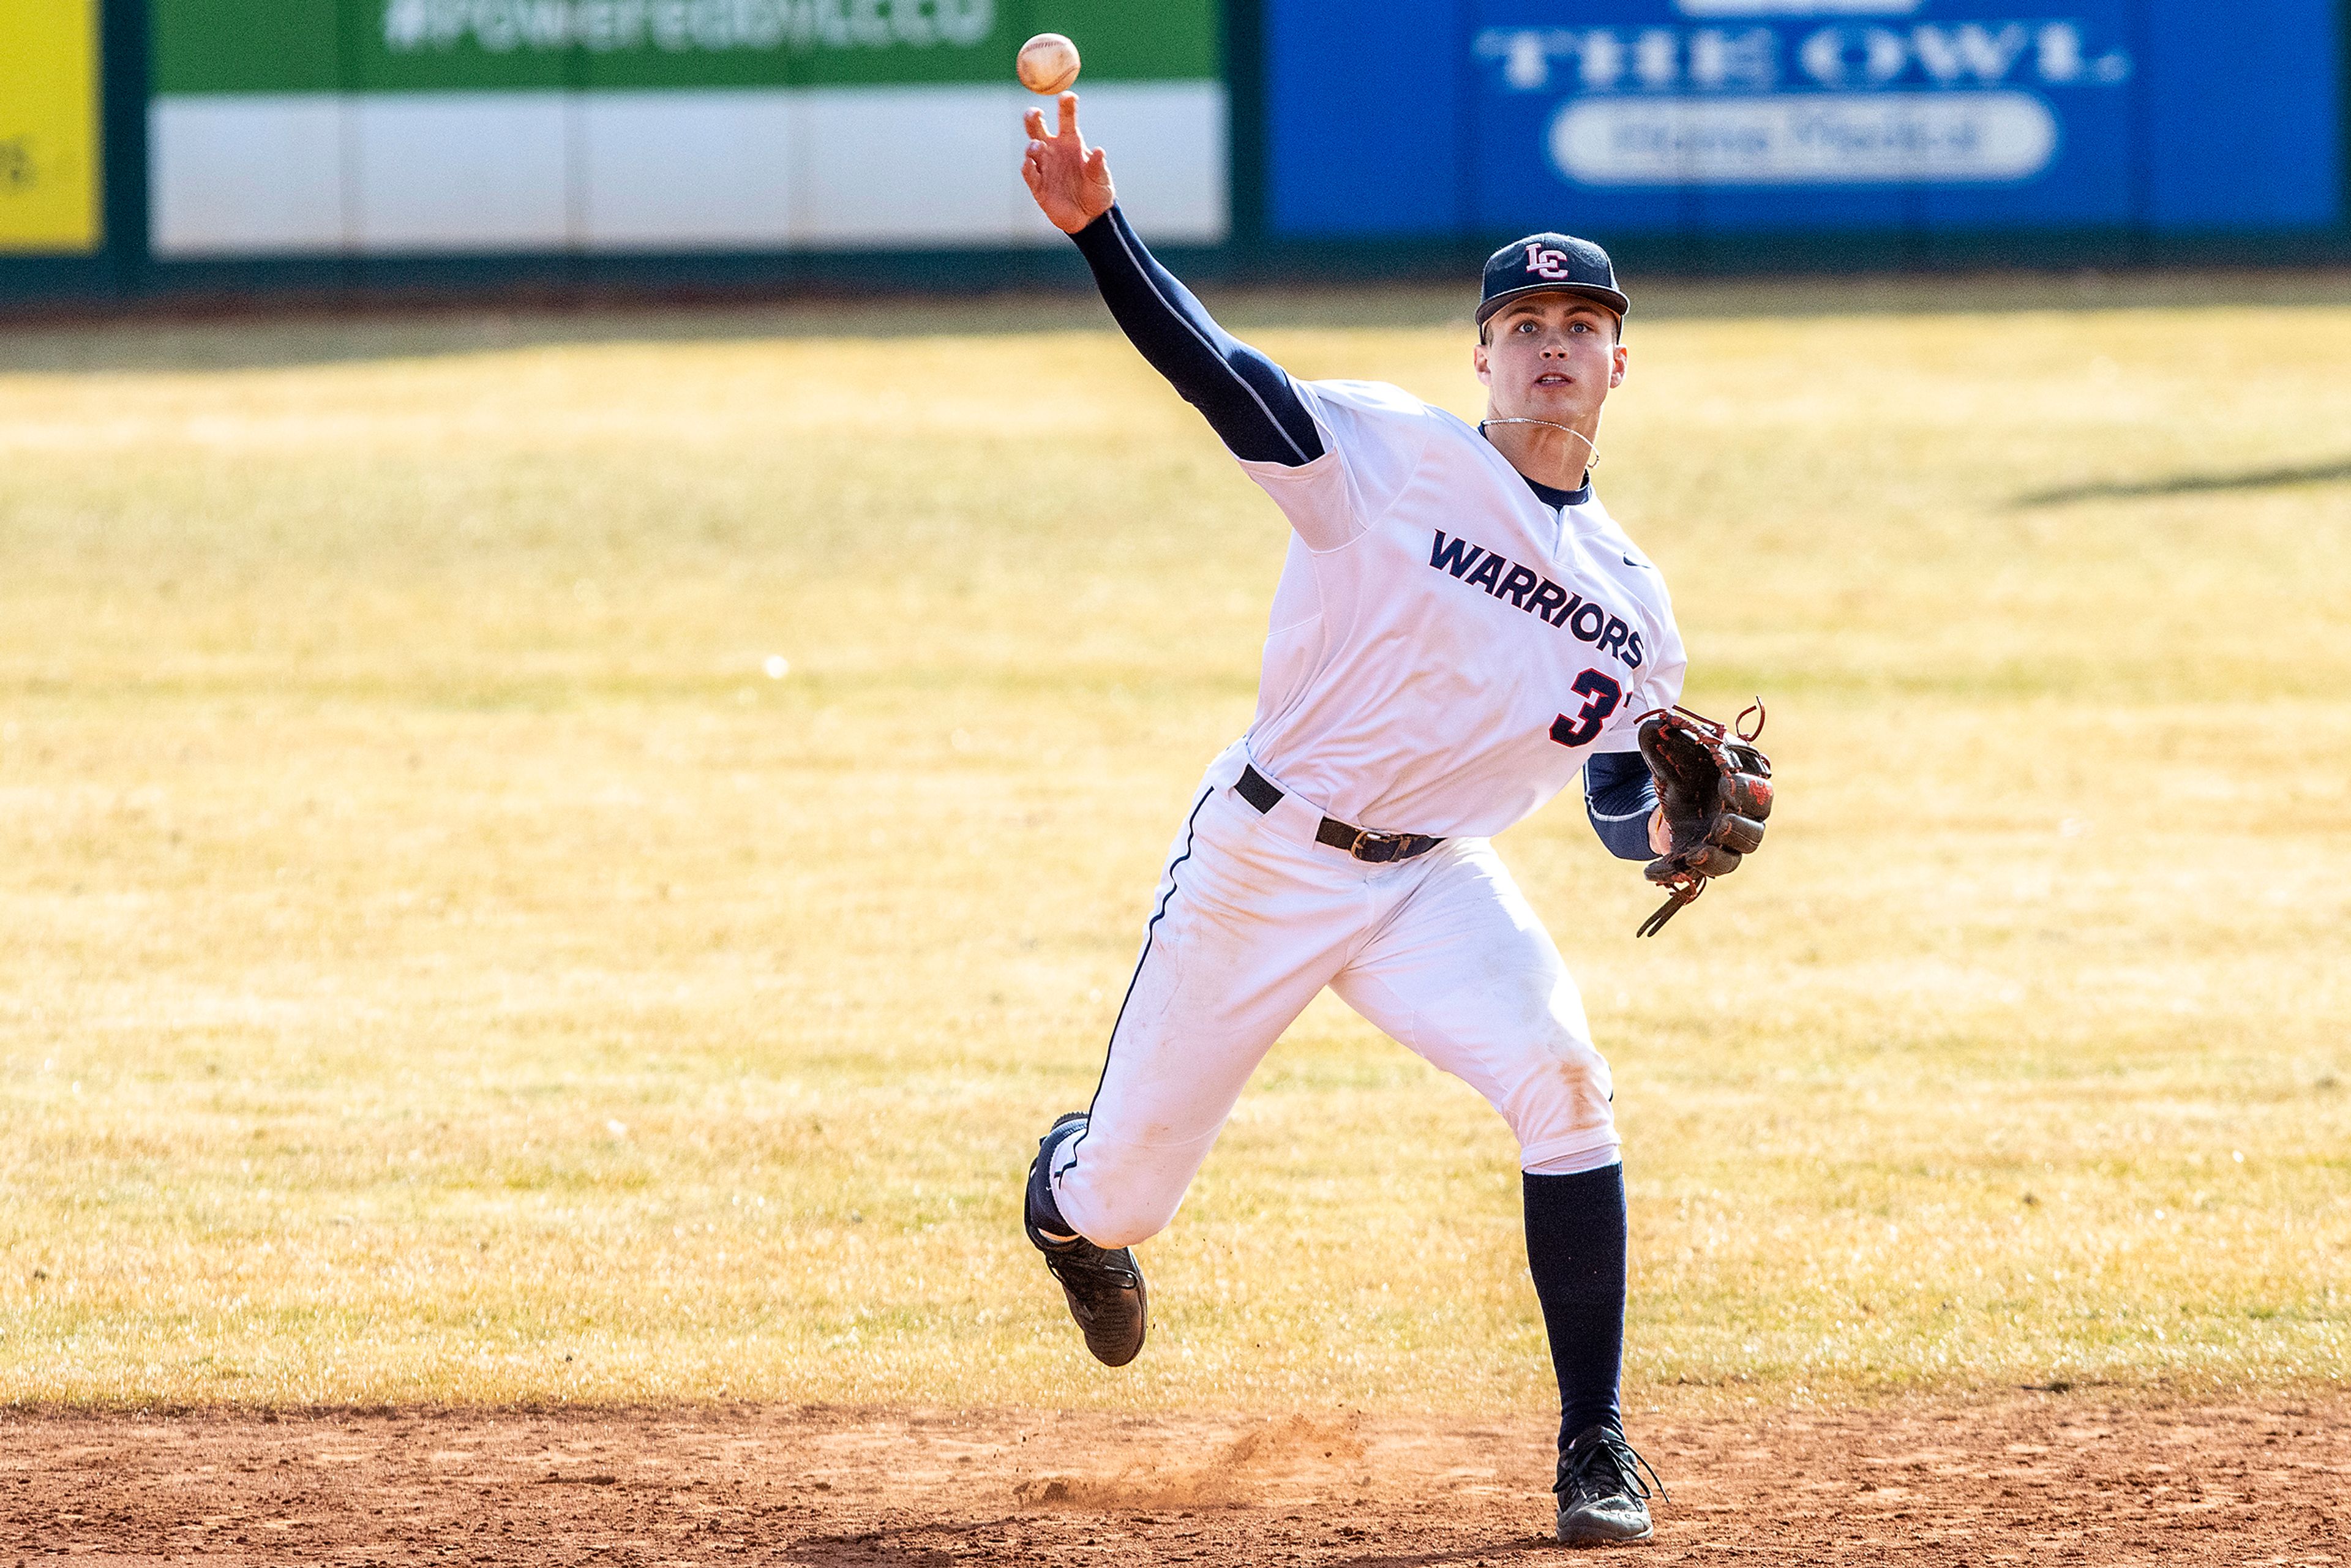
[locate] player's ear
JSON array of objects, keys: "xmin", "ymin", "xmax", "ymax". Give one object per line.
[
  {"xmin": 1610, "ymin": 342, "xmax": 1629, "ymax": 388},
  {"xmin": 1472, "ymin": 340, "xmax": 1491, "ymax": 385}
]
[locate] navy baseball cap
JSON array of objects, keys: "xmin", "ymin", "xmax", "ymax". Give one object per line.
[{"xmin": 1476, "ymin": 233, "xmax": 1629, "ymax": 335}]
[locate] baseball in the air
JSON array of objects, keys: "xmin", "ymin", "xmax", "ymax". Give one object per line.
[{"xmin": 1016, "ymin": 32, "xmax": 1081, "ymax": 95}]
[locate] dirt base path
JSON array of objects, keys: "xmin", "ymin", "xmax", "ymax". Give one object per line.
[{"xmin": 2, "ymin": 1398, "xmax": 2344, "ymax": 1565}]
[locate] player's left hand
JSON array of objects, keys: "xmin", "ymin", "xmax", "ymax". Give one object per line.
[
  {"xmin": 1633, "ymin": 702, "xmax": 1773, "ymax": 937},
  {"xmin": 1022, "ymin": 92, "xmax": 1115, "ymax": 234}
]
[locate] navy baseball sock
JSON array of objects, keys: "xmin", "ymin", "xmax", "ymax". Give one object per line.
[
  {"xmin": 1523, "ymin": 1163, "xmax": 1629, "ymax": 1447},
  {"xmin": 1027, "ymin": 1124, "xmax": 1079, "ymax": 1241}
]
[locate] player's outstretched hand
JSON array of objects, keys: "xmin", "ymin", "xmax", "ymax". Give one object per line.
[{"xmin": 1022, "ymin": 92, "xmax": 1114, "ymax": 234}]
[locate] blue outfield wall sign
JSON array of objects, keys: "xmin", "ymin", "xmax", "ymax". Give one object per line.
[{"xmin": 1265, "ymin": 0, "xmax": 2345, "ymax": 239}]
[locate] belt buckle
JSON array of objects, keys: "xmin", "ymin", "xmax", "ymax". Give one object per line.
[{"xmin": 1351, "ymin": 827, "xmax": 1401, "ymax": 863}]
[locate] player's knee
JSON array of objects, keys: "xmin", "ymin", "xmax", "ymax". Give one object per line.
[
  {"xmin": 1063, "ymin": 1188, "xmax": 1178, "ymax": 1250},
  {"xmin": 1054, "ymin": 1158, "xmax": 1184, "ymax": 1248},
  {"xmin": 1051, "ymin": 1112, "xmax": 1215, "ymax": 1248},
  {"xmin": 1500, "ymin": 1035, "xmax": 1618, "ymax": 1163}
]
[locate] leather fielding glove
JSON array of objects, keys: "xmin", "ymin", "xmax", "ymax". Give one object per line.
[{"xmin": 1634, "ymin": 701, "xmax": 1773, "ymax": 937}]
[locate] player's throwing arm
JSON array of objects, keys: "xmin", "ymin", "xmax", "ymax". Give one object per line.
[{"xmin": 1008, "ymin": 47, "xmax": 1774, "ymax": 1549}]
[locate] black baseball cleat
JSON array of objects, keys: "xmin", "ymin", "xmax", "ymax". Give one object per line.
[
  {"xmin": 1554, "ymin": 1424, "xmax": 1668, "ymax": 1546},
  {"xmin": 1023, "ymin": 1112, "xmax": 1148, "ymax": 1368}
]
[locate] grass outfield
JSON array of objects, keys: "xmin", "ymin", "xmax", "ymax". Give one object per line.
[{"xmin": 1, "ymin": 280, "xmax": 2346, "ymax": 1414}]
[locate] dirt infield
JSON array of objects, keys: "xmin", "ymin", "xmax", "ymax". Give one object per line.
[{"xmin": 3, "ymin": 1398, "xmax": 2342, "ymax": 1564}]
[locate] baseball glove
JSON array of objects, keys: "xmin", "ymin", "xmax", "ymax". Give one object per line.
[{"xmin": 1633, "ymin": 700, "xmax": 1773, "ymax": 937}]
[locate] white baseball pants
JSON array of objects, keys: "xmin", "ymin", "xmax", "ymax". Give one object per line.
[{"xmin": 1051, "ymin": 742, "xmax": 1621, "ymax": 1250}]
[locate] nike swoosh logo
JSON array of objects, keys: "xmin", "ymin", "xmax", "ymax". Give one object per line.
[{"xmin": 1622, "ymin": 554, "xmax": 1648, "ymax": 569}]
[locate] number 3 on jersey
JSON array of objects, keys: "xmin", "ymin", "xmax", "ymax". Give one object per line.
[{"xmin": 1548, "ymin": 669, "xmax": 1623, "ymax": 748}]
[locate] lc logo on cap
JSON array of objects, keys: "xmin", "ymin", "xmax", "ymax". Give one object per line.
[{"xmin": 1523, "ymin": 244, "xmax": 1578, "ymax": 280}]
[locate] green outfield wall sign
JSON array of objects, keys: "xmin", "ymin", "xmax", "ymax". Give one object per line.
[
  {"xmin": 380, "ymin": 0, "xmax": 1002, "ymax": 55},
  {"xmin": 151, "ymin": 0, "xmax": 1224, "ymax": 257},
  {"xmin": 153, "ymin": 0, "xmax": 1217, "ymax": 91}
]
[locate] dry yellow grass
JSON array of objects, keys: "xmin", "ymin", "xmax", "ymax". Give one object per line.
[{"xmin": 1, "ymin": 279, "xmax": 2346, "ymax": 1414}]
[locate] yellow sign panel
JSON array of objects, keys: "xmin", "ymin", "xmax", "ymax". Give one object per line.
[{"xmin": 0, "ymin": 0, "xmax": 102, "ymax": 253}]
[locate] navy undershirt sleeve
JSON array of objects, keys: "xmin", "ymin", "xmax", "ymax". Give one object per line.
[
  {"xmin": 1583, "ymin": 752, "xmax": 1657, "ymax": 861},
  {"xmin": 1070, "ymin": 205, "xmax": 1324, "ymax": 467}
]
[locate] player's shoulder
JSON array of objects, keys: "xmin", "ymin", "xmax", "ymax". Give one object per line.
[
  {"xmin": 1281, "ymin": 380, "xmax": 1450, "ymax": 489},
  {"xmin": 1291, "ymin": 378, "xmax": 1449, "ymax": 437},
  {"xmin": 1294, "ymin": 380, "xmax": 1509, "ymax": 478}
]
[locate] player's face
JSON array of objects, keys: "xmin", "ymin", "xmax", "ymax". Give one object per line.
[{"xmin": 1472, "ymin": 296, "xmax": 1628, "ymax": 424}]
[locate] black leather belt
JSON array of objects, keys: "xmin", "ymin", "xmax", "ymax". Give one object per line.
[{"xmin": 1235, "ymin": 765, "xmax": 1444, "ymax": 865}]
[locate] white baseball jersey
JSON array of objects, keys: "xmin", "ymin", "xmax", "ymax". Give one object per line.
[{"xmin": 1232, "ymin": 378, "xmax": 1686, "ymax": 841}]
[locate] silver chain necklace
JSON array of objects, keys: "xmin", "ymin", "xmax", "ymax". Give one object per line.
[{"xmin": 1477, "ymin": 417, "xmax": 1600, "ymax": 470}]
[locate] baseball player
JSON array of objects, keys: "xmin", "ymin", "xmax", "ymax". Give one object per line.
[{"xmin": 1016, "ymin": 94, "xmax": 1709, "ymax": 1545}]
